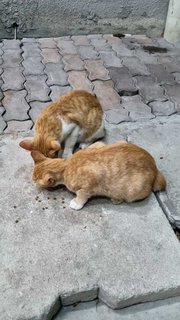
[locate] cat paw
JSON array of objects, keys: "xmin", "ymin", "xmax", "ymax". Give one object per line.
[
  {"xmin": 79, "ymin": 142, "xmax": 90, "ymax": 149},
  {"xmin": 69, "ymin": 199, "xmax": 84, "ymax": 210},
  {"xmin": 111, "ymin": 198, "xmax": 123, "ymax": 204}
]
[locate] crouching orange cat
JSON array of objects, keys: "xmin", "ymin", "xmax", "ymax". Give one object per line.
[
  {"xmin": 31, "ymin": 141, "xmax": 166, "ymax": 210},
  {"xmin": 19, "ymin": 90, "xmax": 104, "ymax": 158}
]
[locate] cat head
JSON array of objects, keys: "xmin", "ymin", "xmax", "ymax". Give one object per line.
[
  {"xmin": 31, "ymin": 151, "xmax": 60, "ymax": 188},
  {"xmin": 19, "ymin": 137, "xmax": 61, "ymax": 158}
]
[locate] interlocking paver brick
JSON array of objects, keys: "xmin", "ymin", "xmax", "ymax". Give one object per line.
[
  {"xmin": 2, "ymin": 67, "xmax": 25, "ymax": 91},
  {"xmin": 5, "ymin": 120, "xmax": 33, "ymax": 133},
  {"xmin": 68, "ymin": 71, "xmax": 93, "ymax": 93},
  {"xmin": 90, "ymin": 38, "xmax": 111, "ymax": 52},
  {"xmin": 135, "ymin": 48, "xmax": 159, "ymax": 64},
  {"xmin": 147, "ymin": 64, "xmax": 175, "ymax": 85},
  {"xmin": 123, "ymin": 35, "xmax": 153, "ymax": 45},
  {"xmin": 25, "ymin": 75, "xmax": 50, "ymax": 102},
  {"xmin": 99, "ymin": 51, "xmax": 123, "ymax": 68},
  {"xmin": 135, "ymin": 75, "xmax": 165, "ymax": 103},
  {"xmin": 22, "ymin": 38, "xmax": 37, "ymax": 43},
  {"xmin": 157, "ymin": 56, "xmax": 180, "ymax": 73},
  {"xmin": 164, "ymin": 84, "xmax": 180, "ymax": 113},
  {"xmin": 38, "ymin": 38, "xmax": 57, "ymax": 48},
  {"xmin": 56, "ymin": 39, "xmax": 77, "ymax": 55},
  {"xmin": 0, "ymin": 49, "xmax": 3, "ymax": 65},
  {"xmin": 56, "ymin": 36, "xmax": 70, "ymax": 41},
  {"xmin": 71, "ymin": 36, "xmax": 90, "ymax": 46},
  {"xmin": 41, "ymin": 48, "xmax": 62, "ymax": 64},
  {"xmin": 84, "ymin": 60, "xmax": 110, "ymax": 81},
  {"xmin": 50, "ymin": 85, "xmax": 72, "ymax": 101},
  {"xmin": 22, "ymin": 57, "xmax": 44, "ymax": 76},
  {"xmin": 0, "ymin": 89, "xmax": 3, "ymax": 102},
  {"xmin": 78, "ymin": 45, "xmax": 99, "ymax": 60},
  {"xmin": 122, "ymin": 37, "xmax": 141, "ymax": 50},
  {"xmin": 108, "ymin": 67, "xmax": 138, "ymax": 95},
  {"xmin": 149, "ymin": 100, "xmax": 176, "ymax": 116},
  {"xmin": 112, "ymin": 43, "xmax": 133, "ymax": 57},
  {"xmin": 105, "ymin": 108, "xmax": 130, "ymax": 124},
  {"xmin": 121, "ymin": 95, "xmax": 155, "ymax": 121},
  {"xmin": 45, "ymin": 63, "xmax": 68, "ymax": 86},
  {"xmin": 0, "ymin": 116, "xmax": 6, "ymax": 133},
  {"xmin": 22, "ymin": 42, "xmax": 40, "ymax": 50},
  {"xmin": 2, "ymin": 49, "xmax": 22, "ymax": 68},
  {"xmin": 29, "ymin": 101, "xmax": 50, "ymax": 122},
  {"xmin": 3, "ymin": 39, "xmax": 21, "ymax": 50},
  {"xmin": 62, "ymin": 54, "xmax": 84, "ymax": 71},
  {"xmin": 22, "ymin": 48, "xmax": 42, "ymax": 59},
  {"xmin": 122, "ymin": 57, "xmax": 150, "ymax": 76},
  {"xmin": 87, "ymin": 34, "xmax": 102, "ymax": 39},
  {"xmin": 103, "ymin": 35, "xmax": 122, "ymax": 45},
  {"xmin": 93, "ymin": 80, "xmax": 121, "ymax": 111},
  {"xmin": 3, "ymin": 90, "xmax": 29, "ymax": 121},
  {"xmin": 0, "ymin": 106, "xmax": 5, "ymax": 116}
]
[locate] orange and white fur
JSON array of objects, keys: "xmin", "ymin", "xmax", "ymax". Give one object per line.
[
  {"xmin": 19, "ymin": 90, "xmax": 104, "ymax": 158},
  {"xmin": 31, "ymin": 141, "xmax": 166, "ymax": 210}
]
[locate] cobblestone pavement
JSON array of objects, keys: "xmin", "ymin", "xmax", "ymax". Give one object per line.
[{"xmin": 0, "ymin": 34, "xmax": 180, "ymax": 134}]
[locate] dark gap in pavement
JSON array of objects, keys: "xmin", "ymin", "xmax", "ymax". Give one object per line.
[
  {"xmin": 113, "ymin": 33, "xmax": 125, "ymax": 38},
  {"xmin": 143, "ymin": 46, "xmax": 168, "ymax": 54},
  {"xmin": 174, "ymin": 228, "xmax": 180, "ymax": 241},
  {"xmin": 118, "ymin": 89, "xmax": 139, "ymax": 96}
]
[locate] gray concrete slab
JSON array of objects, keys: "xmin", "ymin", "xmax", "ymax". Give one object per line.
[
  {"xmin": 56, "ymin": 297, "xmax": 180, "ymax": 320},
  {"xmin": 1, "ymin": 134, "xmax": 180, "ymax": 320}
]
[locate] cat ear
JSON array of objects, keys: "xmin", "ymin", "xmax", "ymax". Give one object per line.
[
  {"xmin": 31, "ymin": 151, "xmax": 46, "ymax": 164},
  {"xmin": 44, "ymin": 173, "xmax": 55, "ymax": 185},
  {"xmin": 19, "ymin": 139, "xmax": 35, "ymax": 151},
  {"xmin": 51, "ymin": 140, "xmax": 61, "ymax": 151}
]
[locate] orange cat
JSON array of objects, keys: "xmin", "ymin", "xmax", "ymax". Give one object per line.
[
  {"xmin": 31, "ymin": 141, "xmax": 166, "ymax": 210},
  {"xmin": 19, "ymin": 90, "xmax": 104, "ymax": 158}
]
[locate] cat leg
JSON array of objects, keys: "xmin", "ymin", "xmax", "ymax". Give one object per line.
[
  {"xmin": 69, "ymin": 190, "xmax": 90, "ymax": 210},
  {"xmin": 79, "ymin": 120, "xmax": 105, "ymax": 149},
  {"xmin": 111, "ymin": 198, "xmax": 123, "ymax": 204},
  {"xmin": 63, "ymin": 126, "xmax": 80, "ymax": 158}
]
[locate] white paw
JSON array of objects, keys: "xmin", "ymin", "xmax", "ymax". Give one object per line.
[
  {"xmin": 69, "ymin": 199, "xmax": 84, "ymax": 210},
  {"xmin": 79, "ymin": 142, "xmax": 90, "ymax": 149}
]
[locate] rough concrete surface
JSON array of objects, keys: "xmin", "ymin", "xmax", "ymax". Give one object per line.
[
  {"xmin": 56, "ymin": 297, "xmax": 180, "ymax": 320},
  {"xmin": 0, "ymin": 0, "xmax": 169, "ymax": 38},
  {"xmin": 1, "ymin": 134, "xmax": 180, "ymax": 319}
]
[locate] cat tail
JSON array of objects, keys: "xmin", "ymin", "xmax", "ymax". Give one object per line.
[{"xmin": 153, "ymin": 170, "xmax": 166, "ymax": 192}]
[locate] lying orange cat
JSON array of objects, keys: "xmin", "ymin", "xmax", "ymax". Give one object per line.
[
  {"xmin": 31, "ymin": 141, "xmax": 166, "ymax": 210},
  {"xmin": 20, "ymin": 90, "xmax": 104, "ymax": 158}
]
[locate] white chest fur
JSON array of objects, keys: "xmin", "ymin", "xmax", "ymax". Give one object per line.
[{"xmin": 58, "ymin": 115, "xmax": 76, "ymax": 142}]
